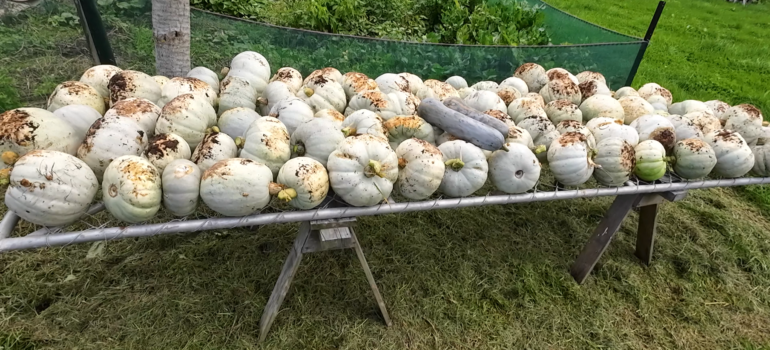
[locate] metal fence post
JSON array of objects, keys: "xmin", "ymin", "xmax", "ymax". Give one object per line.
[
  {"xmin": 73, "ymin": 0, "xmax": 116, "ymax": 65},
  {"xmin": 624, "ymin": 1, "xmax": 665, "ymax": 87}
]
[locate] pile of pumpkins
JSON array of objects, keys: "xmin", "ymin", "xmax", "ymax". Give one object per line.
[{"xmin": 1, "ymin": 51, "xmax": 768, "ymax": 228}]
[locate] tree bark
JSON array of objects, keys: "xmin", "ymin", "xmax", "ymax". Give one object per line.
[{"xmin": 152, "ymin": 0, "xmax": 190, "ymax": 77}]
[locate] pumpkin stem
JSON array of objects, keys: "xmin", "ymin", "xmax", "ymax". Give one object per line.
[
  {"xmin": 763, "ymin": 121, "xmax": 769, "ymax": 127},
  {"xmin": 234, "ymin": 137, "xmax": 245, "ymax": 149},
  {"xmin": 533, "ymin": 144, "xmax": 547, "ymax": 154},
  {"xmin": 398, "ymin": 158, "xmax": 407, "ymax": 169},
  {"xmin": 268, "ymin": 182, "xmax": 286, "ymax": 196},
  {"xmin": 365, "ymin": 160, "xmax": 385, "ymax": 178},
  {"xmin": 341, "ymin": 127, "xmax": 356, "ymax": 137},
  {"xmin": 277, "ymin": 188, "xmax": 297, "ymax": 202},
  {"xmin": 0, "ymin": 168, "xmax": 10, "ymax": 186},
  {"xmin": 664, "ymin": 156, "xmax": 675, "ymax": 165},
  {"xmin": 500, "ymin": 144, "xmax": 509, "ymax": 152},
  {"xmin": 220, "ymin": 67, "xmax": 230, "ymax": 78},
  {"xmin": 445, "ymin": 158, "xmax": 465, "ymax": 172},
  {"xmin": 2, "ymin": 151, "xmax": 19, "ymax": 166},
  {"xmin": 293, "ymin": 142, "xmax": 306, "ymax": 156},
  {"xmin": 304, "ymin": 87, "xmax": 315, "ymax": 97},
  {"xmin": 257, "ymin": 97, "xmax": 268, "ymax": 106}
]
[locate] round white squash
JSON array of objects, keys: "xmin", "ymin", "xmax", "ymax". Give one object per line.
[
  {"xmin": 518, "ymin": 115, "xmax": 559, "ymax": 161},
  {"xmin": 157, "ymin": 77, "xmax": 217, "ymax": 107},
  {"xmin": 668, "ymin": 100, "xmax": 710, "ymax": 116},
  {"xmin": 723, "ymin": 104, "xmax": 764, "ymax": 145},
  {"xmin": 613, "ymin": 86, "xmax": 638, "ymax": 99},
  {"xmin": 548, "ymin": 132, "xmax": 595, "ymax": 186},
  {"xmin": 191, "ymin": 129, "xmax": 238, "ymax": 171},
  {"xmin": 686, "ymin": 111, "xmax": 722, "ymax": 135},
  {"xmin": 508, "ymin": 97, "xmax": 548, "ymax": 124},
  {"xmin": 218, "ymin": 107, "xmax": 260, "ymax": 139},
  {"xmin": 592, "ymin": 137, "xmax": 635, "ymax": 186},
  {"xmin": 375, "ymin": 73, "xmax": 410, "ymax": 94},
  {"xmin": 579, "ymin": 94, "xmax": 624, "ymax": 122},
  {"xmin": 418, "ymin": 79, "xmax": 459, "ymax": 101},
  {"xmin": 672, "ymin": 138, "xmax": 716, "ymax": 180},
  {"xmin": 556, "ymin": 120, "xmax": 596, "ymax": 149},
  {"xmin": 217, "ymin": 76, "xmax": 257, "ymax": 116},
  {"xmin": 395, "ymin": 138, "xmax": 444, "ymax": 200},
  {"xmin": 144, "ymin": 132, "xmax": 191, "ymax": 173},
  {"xmin": 327, "ymin": 134, "xmax": 399, "ymax": 207},
  {"xmin": 545, "ymin": 100, "xmax": 582, "ymax": 124},
  {"xmin": 303, "ymin": 67, "xmax": 342, "ymax": 85},
  {"xmin": 399, "ymin": 73, "xmax": 424, "ymax": 95},
  {"xmin": 47, "ymin": 81, "xmax": 106, "ymax": 115},
  {"xmin": 445, "ymin": 76, "xmax": 468, "ymax": 90},
  {"xmin": 240, "ymin": 116, "xmax": 291, "ymax": 177},
  {"xmin": 5, "ymin": 150, "xmax": 98, "ymax": 226},
  {"xmin": 155, "ymin": 94, "xmax": 217, "ymax": 149},
  {"xmin": 297, "ymin": 76, "xmax": 347, "ymax": 113},
  {"xmin": 272, "ymin": 157, "xmax": 329, "ymax": 209},
  {"xmin": 546, "ymin": 68, "xmax": 578, "ymax": 84},
  {"xmin": 489, "ymin": 142, "xmax": 541, "ymax": 193},
  {"xmin": 341, "ymin": 110, "xmax": 387, "ymax": 139},
  {"xmin": 540, "ymin": 77, "xmax": 582, "ymax": 105},
  {"xmin": 108, "ymin": 70, "xmax": 162, "ymax": 106},
  {"xmin": 161, "ymin": 159, "xmax": 201, "ymax": 216},
  {"xmin": 345, "ymin": 90, "xmax": 400, "ymax": 121},
  {"xmin": 314, "ymin": 109, "xmax": 345, "ymax": 126},
  {"xmin": 268, "ymin": 97, "xmax": 314, "ymax": 135},
  {"xmin": 618, "ymin": 96, "xmax": 655, "ymax": 125},
  {"xmin": 500, "ymin": 76, "xmax": 529, "ymax": 95},
  {"xmin": 384, "ymin": 115, "xmax": 435, "ymax": 149},
  {"xmin": 0, "ymin": 108, "xmax": 81, "ymax": 165},
  {"xmin": 705, "ymin": 129, "xmax": 754, "ymax": 178},
  {"xmin": 470, "ymin": 81, "xmax": 499, "ymax": 92},
  {"xmin": 77, "ymin": 116, "xmax": 148, "ymax": 180},
  {"xmin": 457, "ymin": 87, "xmax": 475, "ymax": 99},
  {"xmin": 464, "ymin": 90, "xmax": 506, "ymax": 113},
  {"xmin": 637, "ymin": 83, "xmax": 672, "ymax": 106},
  {"xmin": 270, "ymin": 67, "xmax": 303, "ymax": 93},
  {"xmin": 578, "ymin": 79, "xmax": 611, "ymax": 102},
  {"xmin": 227, "ymin": 51, "xmax": 270, "ymax": 97},
  {"xmin": 259, "ymin": 81, "xmax": 295, "ymax": 115},
  {"xmin": 341, "ymin": 72, "xmax": 378, "ymax": 101},
  {"xmin": 200, "ymin": 158, "xmax": 274, "ymax": 216},
  {"xmin": 505, "ymin": 126, "xmax": 536, "ymax": 150},
  {"xmin": 52, "ymin": 104, "xmax": 103, "ymax": 141},
  {"xmin": 497, "ymin": 87, "xmax": 522, "ymax": 106},
  {"xmin": 576, "ymin": 71, "xmax": 607, "ymax": 86},
  {"xmin": 752, "ymin": 144, "xmax": 770, "ymax": 176},
  {"xmin": 514, "ymin": 63, "xmax": 548, "ymax": 93},
  {"xmin": 80, "ymin": 65, "xmax": 122, "ymax": 103},
  {"xmin": 104, "ymin": 98, "xmax": 162, "ymax": 136},
  {"xmin": 290, "ymin": 118, "xmax": 345, "ymax": 167},
  {"xmin": 187, "ymin": 66, "xmax": 220, "ymax": 93},
  {"xmin": 667, "ymin": 114, "xmax": 704, "ymax": 141},
  {"xmin": 590, "ymin": 119, "xmax": 640, "ymax": 147},
  {"xmin": 102, "ymin": 155, "xmax": 161, "ymax": 223},
  {"xmin": 634, "ymin": 140, "xmax": 667, "ymax": 181},
  {"xmin": 438, "ymin": 140, "xmax": 488, "ymax": 197},
  {"xmin": 630, "ymin": 114, "xmax": 676, "ymax": 152},
  {"xmin": 705, "ymin": 100, "xmax": 731, "ymax": 123}
]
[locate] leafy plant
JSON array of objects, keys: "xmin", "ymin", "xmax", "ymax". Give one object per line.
[
  {"xmin": 47, "ymin": 11, "xmax": 79, "ymax": 27},
  {"xmin": 0, "ymin": 72, "xmax": 21, "ymax": 113}
]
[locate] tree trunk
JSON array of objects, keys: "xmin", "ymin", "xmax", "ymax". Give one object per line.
[{"xmin": 152, "ymin": 0, "xmax": 190, "ymax": 78}]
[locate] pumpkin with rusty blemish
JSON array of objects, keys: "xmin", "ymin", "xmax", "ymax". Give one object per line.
[
  {"xmin": 556, "ymin": 120, "xmax": 596, "ymax": 149},
  {"xmin": 667, "ymin": 114, "xmax": 704, "ymax": 141},
  {"xmin": 217, "ymin": 107, "xmax": 260, "ymax": 139},
  {"xmin": 706, "ymin": 129, "xmax": 754, "ymax": 178},
  {"xmin": 630, "ymin": 114, "xmax": 676, "ymax": 152},
  {"xmin": 303, "ymin": 67, "xmax": 342, "ymax": 85},
  {"xmin": 102, "ymin": 155, "xmax": 161, "ymax": 223},
  {"xmin": 341, "ymin": 72, "xmax": 378, "ymax": 101},
  {"xmin": 187, "ymin": 66, "xmax": 220, "ymax": 93},
  {"xmin": 399, "ymin": 73, "xmax": 424, "ymax": 95},
  {"xmin": 394, "ymin": 138, "xmax": 444, "ymax": 200},
  {"xmin": 618, "ymin": 96, "xmax": 654, "ymax": 125},
  {"xmin": 47, "ymin": 81, "xmax": 106, "ymax": 115},
  {"xmin": 79, "ymin": 65, "xmax": 122, "ymax": 104},
  {"xmin": 508, "ymin": 97, "xmax": 547, "ymax": 124},
  {"xmin": 104, "ymin": 98, "xmax": 162, "ymax": 137},
  {"xmin": 496, "ymin": 87, "xmax": 521, "ymax": 106},
  {"xmin": 500, "ymin": 76, "xmax": 529, "ymax": 95},
  {"xmin": 470, "ymin": 81, "xmax": 499, "ymax": 93},
  {"xmin": 514, "ymin": 63, "xmax": 548, "ymax": 93},
  {"xmin": 438, "ymin": 140, "xmax": 488, "ymax": 197},
  {"xmin": 217, "ymin": 76, "xmax": 258, "ymax": 116},
  {"xmin": 52, "ymin": 105, "xmax": 103, "ymax": 141},
  {"xmin": 723, "ymin": 104, "xmax": 763, "ymax": 146},
  {"xmin": 672, "ymin": 138, "xmax": 716, "ymax": 180},
  {"xmin": 153, "ymin": 76, "xmax": 170, "ymax": 88},
  {"xmin": 240, "ymin": 117, "xmax": 291, "ymax": 177},
  {"xmin": 144, "ymin": 133, "xmax": 191, "ymax": 173},
  {"xmin": 578, "ymin": 80, "xmax": 611, "ymax": 103},
  {"xmin": 546, "ymin": 68, "xmax": 579, "ymax": 85},
  {"xmin": 77, "ymin": 116, "xmax": 149, "ymax": 181},
  {"xmin": 290, "ymin": 118, "xmax": 345, "ymax": 167},
  {"xmin": 593, "ymin": 137, "xmax": 635, "ymax": 186},
  {"xmin": 157, "ymin": 77, "xmax": 218, "ymax": 107},
  {"xmin": 416, "ymin": 80, "xmax": 459, "ymax": 101},
  {"xmin": 4, "ymin": 150, "xmax": 98, "ymax": 226},
  {"xmin": 108, "ymin": 70, "xmax": 162, "ymax": 107},
  {"xmin": 685, "ymin": 111, "xmax": 722, "ymax": 135},
  {"xmin": 327, "ymin": 134, "xmax": 399, "ymax": 207},
  {"xmin": 155, "ymin": 94, "xmax": 217, "ymax": 149},
  {"xmin": 297, "ymin": 75, "xmax": 347, "ymax": 113},
  {"xmin": 576, "ymin": 71, "xmax": 607, "ymax": 86},
  {"xmin": 200, "ymin": 158, "xmax": 274, "ymax": 216},
  {"xmin": 345, "ymin": 90, "xmax": 402, "ymax": 120},
  {"xmin": 637, "ymin": 83, "xmax": 673, "ymax": 106},
  {"xmin": 0, "ymin": 108, "xmax": 82, "ymax": 167},
  {"xmin": 375, "ymin": 73, "xmax": 410, "ymax": 94},
  {"xmin": 589, "ymin": 118, "xmax": 639, "ymax": 147},
  {"xmin": 547, "ymin": 132, "xmax": 596, "ymax": 186},
  {"xmin": 489, "ymin": 142, "xmax": 541, "ymax": 194},
  {"xmin": 705, "ymin": 100, "xmax": 731, "ymax": 123},
  {"xmin": 162, "ymin": 159, "xmax": 201, "ymax": 216},
  {"xmin": 271, "ymin": 157, "xmax": 329, "ymax": 209},
  {"xmin": 270, "ymin": 67, "xmax": 303, "ymax": 94},
  {"xmin": 191, "ymin": 128, "xmax": 239, "ymax": 171},
  {"xmin": 383, "ymin": 115, "xmax": 436, "ymax": 149},
  {"xmin": 634, "ymin": 140, "xmax": 667, "ymax": 181}
]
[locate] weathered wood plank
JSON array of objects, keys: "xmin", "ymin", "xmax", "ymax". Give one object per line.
[
  {"xmin": 635, "ymin": 204, "xmax": 659, "ymax": 265},
  {"xmin": 351, "ymin": 228, "xmax": 392, "ymax": 327}
]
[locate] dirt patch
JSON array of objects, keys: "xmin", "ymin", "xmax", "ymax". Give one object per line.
[
  {"xmin": 497, "ymin": 88, "xmax": 518, "ymax": 105},
  {"xmin": 514, "ymin": 63, "xmax": 540, "ymax": 76},
  {"xmin": 578, "ymin": 80, "xmax": 601, "ymax": 99},
  {"xmin": 362, "ymin": 91, "xmax": 389, "ymax": 109},
  {"xmin": 558, "ymin": 131, "xmax": 586, "ymax": 146},
  {"xmin": 736, "ymin": 104, "xmax": 763, "ymax": 121},
  {"xmin": 145, "ymin": 134, "xmax": 180, "ymax": 158},
  {"xmin": 112, "ymin": 98, "xmax": 159, "ymax": 116},
  {"xmin": 547, "ymin": 77, "xmax": 580, "ymax": 98},
  {"xmin": 161, "ymin": 94, "xmax": 194, "ymax": 116},
  {"xmin": 620, "ymin": 141, "xmax": 636, "ymax": 171},
  {"xmin": 650, "ymin": 128, "xmax": 676, "ymax": 150},
  {"xmin": 484, "ymin": 110, "xmax": 509, "ymax": 122},
  {"xmin": 343, "ymin": 72, "xmax": 377, "ymax": 93},
  {"xmin": 384, "ymin": 116, "xmax": 423, "ymax": 132},
  {"xmin": 59, "ymin": 81, "xmax": 94, "ymax": 96},
  {"xmin": 273, "ymin": 68, "xmax": 300, "ymax": 82},
  {"xmin": 680, "ymin": 138, "xmax": 708, "ymax": 152},
  {"xmin": 424, "ymin": 80, "xmax": 456, "ymax": 100},
  {"xmin": 714, "ymin": 129, "xmax": 744, "ymax": 145},
  {"xmin": 120, "ymin": 158, "xmax": 158, "ymax": 184},
  {"xmin": 0, "ymin": 109, "xmax": 38, "ymax": 147},
  {"xmin": 108, "ymin": 72, "xmax": 132, "ymax": 104},
  {"xmin": 202, "ymin": 159, "xmax": 232, "ymax": 180}
]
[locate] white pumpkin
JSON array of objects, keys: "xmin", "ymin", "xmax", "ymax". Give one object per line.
[
  {"xmin": 0, "ymin": 108, "xmax": 81, "ymax": 165},
  {"xmin": 155, "ymin": 94, "xmax": 217, "ymax": 149},
  {"xmin": 153, "ymin": 76, "xmax": 170, "ymax": 89},
  {"xmin": 576, "ymin": 71, "xmax": 607, "ymax": 86},
  {"xmin": 260, "ymin": 81, "xmax": 295, "ymax": 115},
  {"xmin": 270, "ymin": 67, "xmax": 303, "ymax": 93},
  {"xmin": 518, "ymin": 115, "xmax": 560, "ymax": 162},
  {"xmin": 497, "ymin": 87, "xmax": 522, "ymax": 106},
  {"xmin": 399, "ymin": 73, "xmax": 424, "ymax": 95},
  {"xmin": 218, "ymin": 107, "xmax": 260, "ymax": 139},
  {"xmin": 545, "ymin": 100, "xmax": 582, "ymax": 124},
  {"xmin": 445, "ymin": 76, "xmax": 468, "ymax": 90},
  {"xmin": 47, "ymin": 81, "xmax": 106, "ymax": 115},
  {"xmin": 508, "ymin": 97, "xmax": 548, "ymax": 124},
  {"xmin": 526, "ymin": 93, "xmax": 546, "ymax": 108},
  {"xmin": 457, "ymin": 87, "xmax": 475, "ymax": 99},
  {"xmin": 668, "ymin": 100, "xmax": 710, "ymax": 116},
  {"xmin": 217, "ymin": 76, "xmax": 257, "ymax": 116},
  {"xmin": 470, "ymin": 81, "xmax": 499, "ymax": 92},
  {"xmin": 144, "ymin": 132, "xmax": 191, "ymax": 173},
  {"xmin": 157, "ymin": 77, "xmax": 217, "ymax": 107},
  {"xmin": 77, "ymin": 117, "xmax": 148, "ymax": 180},
  {"xmin": 630, "ymin": 114, "xmax": 676, "ymax": 152},
  {"xmin": 80, "ymin": 65, "xmax": 122, "ymax": 103},
  {"xmin": 102, "ymin": 155, "xmax": 161, "ymax": 223},
  {"xmin": 438, "ymin": 140, "xmax": 488, "ymax": 197},
  {"xmin": 668, "ymin": 114, "xmax": 704, "ymax": 141},
  {"xmin": 579, "ymin": 94, "xmax": 624, "ymax": 122},
  {"xmin": 162, "ymin": 159, "xmax": 201, "ymax": 216},
  {"xmin": 705, "ymin": 100, "xmax": 731, "ymax": 123},
  {"xmin": 723, "ymin": 104, "xmax": 764, "ymax": 145},
  {"xmin": 345, "ymin": 90, "xmax": 402, "ymax": 120},
  {"xmin": 313, "ymin": 109, "xmax": 344, "ymax": 125},
  {"xmin": 504, "ymin": 126, "xmax": 536, "ymax": 150},
  {"xmin": 539, "ymin": 77, "xmax": 581, "ymax": 105},
  {"xmin": 104, "ymin": 98, "xmax": 162, "ymax": 136},
  {"xmin": 464, "ymin": 90, "xmax": 506, "ymax": 113},
  {"xmin": 592, "ymin": 137, "xmax": 635, "ymax": 186},
  {"xmin": 200, "ymin": 158, "xmax": 274, "ymax": 216},
  {"xmin": 395, "ymin": 138, "xmax": 444, "ymax": 200},
  {"xmin": 489, "ymin": 142, "xmax": 541, "ymax": 193},
  {"xmin": 618, "ymin": 96, "xmax": 654, "ymax": 125},
  {"xmin": 546, "ymin": 68, "xmax": 579, "ymax": 85},
  {"xmin": 484, "ymin": 110, "xmax": 516, "ymax": 132},
  {"xmin": 240, "ymin": 116, "xmax": 291, "ymax": 177},
  {"xmin": 514, "ymin": 63, "xmax": 548, "ymax": 93},
  {"xmin": 4, "ymin": 150, "xmax": 98, "ymax": 226},
  {"xmin": 758, "ymin": 124, "xmax": 770, "ymax": 146},
  {"xmin": 290, "ymin": 118, "xmax": 345, "ymax": 167},
  {"xmin": 548, "ymin": 132, "xmax": 595, "ymax": 186},
  {"xmin": 327, "ymin": 134, "xmax": 399, "ymax": 207},
  {"xmin": 187, "ymin": 66, "xmax": 220, "ymax": 93},
  {"xmin": 500, "ymin": 76, "xmax": 529, "ymax": 95},
  {"xmin": 672, "ymin": 139, "xmax": 716, "ymax": 180},
  {"xmin": 341, "ymin": 72, "xmax": 378, "ymax": 100},
  {"xmin": 304, "ymin": 67, "xmax": 342, "ymax": 85},
  {"xmin": 578, "ymin": 79, "xmax": 611, "ymax": 102},
  {"xmin": 227, "ymin": 51, "xmax": 270, "ymax": 97},
  {"xmin": 556, "ymin": 120, "xmax": 596, "ymax": 149},
  {"xmin": 375, "ymin": 73, "xmax": 410, "ymax": 94},
  {"xmin": 590, "ymin": 119, "xmax": 639, "ymax": 147},
  {"xmin": 387, "ymin": 91, "xmax": 420, "ymax": 117},
  {"xmin": 436, "ymin": 132, "xmax": 460, "ymax": 145},
  {"xmin": 273, "ymin": 157, "xmax": 329, "ymax": 209},
  {"xmin": 614, "ymin": 86, "xmax": 639, "ymax": 99},
  {"xmin": 191, "ymin": 129, "xmax": 239, "ymax": 171},
  {"xmin": 341, "ymin": 110, "xmax": 387, "ymax": 139},
  {"xmin": 706, "ymin": 129, "xmax": 754, "ymax": 178},
  {"xmin": 634, "ymin": 140, "xmax": 667, "ymax": 181},
  {"xmin": 685, "ymin": 111, "xmax": 722, "ymax": 135},
  {"xmin": 108, "ymin": 70, "xmax": 162, "ymax": 106},
  {"xmin": 637, "ymin": 83, "xmax": 672, "ymax": 106},
  {"xmin": 52, "ymin": 104, "xmax": 103, "ymax": 140},
  {"xmin": 417, "ymin": 79, "xmax": 459, "ymax": 101},
  {"xmin": 752, "ymin": 144, "xmax": 770, "ymax": 176},
  {"xmin": 297, "ymin": 76, "xmax": 347, "ymax": 113},
  {"xmin": 383, "ymin": 115, "xmax": 435, "ymax": 149},
  {"xmin": 268, "ymin": 97, "xmax": 314, "ymax": 135}
]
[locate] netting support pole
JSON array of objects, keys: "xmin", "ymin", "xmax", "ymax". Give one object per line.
[
  {"xmin": 624, "ymin": 1, "xmax": 665, "ymax": 87},
  {"xmin": 73, "ymin": 0, "xmax": 116, "ymax": 65}
]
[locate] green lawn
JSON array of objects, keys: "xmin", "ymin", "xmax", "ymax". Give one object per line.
[{"xmin": 2, "ymin": 0, "xmax": 770, "ymax": 349}]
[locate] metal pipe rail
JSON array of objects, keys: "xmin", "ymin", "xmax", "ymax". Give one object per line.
[{"xmin": 1, "ymin": 176, "xmax": 768, "ymax": 253}]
